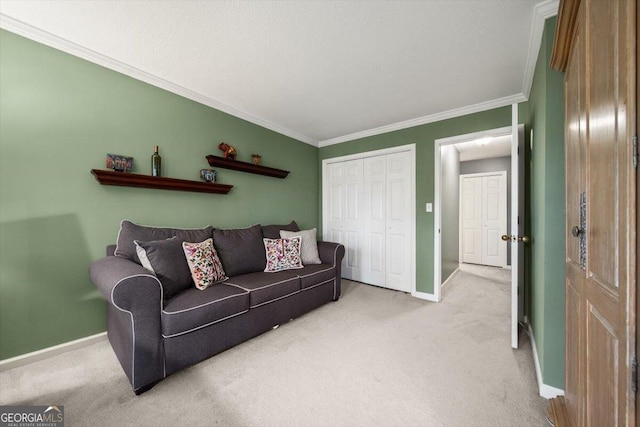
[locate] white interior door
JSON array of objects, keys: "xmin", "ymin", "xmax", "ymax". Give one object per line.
[
  {"xmin": 481, "ymin": 173, "xmax": 507, "ymax": 267},
  {"xmin": 384, "ymin": 151, "xmax": 412, "ymax": 292},
  {"xmin": 362, "ymin": 156, "xmax": 386, "ymax": 286},
  {"xmin": 325, "ymin": 162, "xmax": 345, "ymax": 245},
  {"xmin": 325, "ymin": 159, "xmax": 363, "ymax": 281},
  {"xmin": 461, "ymin": 176, "xmax": 482, "ymax": 264},
  {"xmin": 510, "ymin": 117, "xmax": 526, "ymax": 349}
]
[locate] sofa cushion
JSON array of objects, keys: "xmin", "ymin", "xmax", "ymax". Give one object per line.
[
  {"xmin": 213, "ymin": 225, "xmax": 265, "ymax": 276},
  {"xmin": 182, "ymin": 238, "xmax": 228, "ymax": 290},
  {"xmin": 115, "ymin": 220, "xmax": 213, "ymax": 264},
  {"xmin": 280, "ymin": 228, "xmax": 322, "ymax": 265},
  {"xmin": 135, "ymin": 237, "xmax": 193, "ymax": 300},
  {"xmin": 261, "ymin": 220, "xmax": 300, "ymax": 239},
  {"xmin": 161, "ymin": 283, "xmax": 250, "ymax": 337},
  {"xmin": 263, "ymin": 237, "xmax": 304, "ymax": 272},
  {"xmin": 225, "ymin": 270, "xmax": 301, "ymax": 308},
  {"xmin": 298, "ymin": 264, "xmax": 336, "ymax": 289}
]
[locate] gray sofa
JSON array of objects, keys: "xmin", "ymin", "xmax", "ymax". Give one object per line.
[{"xmin": 90, "ymin": 221, "xmax": 345, "ymax": 394}]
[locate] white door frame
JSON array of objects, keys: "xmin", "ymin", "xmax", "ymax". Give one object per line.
[
  {"xmin": 434, "ymin": 123, "xmax": 522, "ymax": 302},
  {"xmin": 458, "ymin": 171, "xmax": 508, "ymax": 268},
  {"xmin": 322, "ymin": 144, "xmax": 416, "ymax": 295}
]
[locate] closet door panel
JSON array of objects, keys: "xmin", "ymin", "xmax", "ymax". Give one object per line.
[
  {"xmin": 326, "ymin": 163, "xmax": 345, "ymax": 247},
  {"xmin": 461, "ymin": 176, "xmax": 483, "ymax": 264},
  {"xmin": 362, "ymin": 157, "xmax": 386, "ymax": 285},
  {"xmin": 481, "ymin": 174, "xmax": 507, "ymax": 267},
  {"xmin": 385, "ymin": 152, "xmax": 412, "ymax": 292},
  {"xmin": 326, "ymin": 159, "xmax": 363, "ymax": 281}
]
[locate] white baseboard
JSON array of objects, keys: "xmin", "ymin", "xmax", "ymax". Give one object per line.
[
  {"xmin": 412, "ymin": 291, "xmax": 439, "ymax": 302},
  {"xmin": 0, "ymin": 332, "xmax": 107, "ymax": 372},
  {"xmin": 441, "ymin": 267, "xmax": 460, "ymax": 289},
  {"xmin": 526, "ymin": 323, "xmax": 565, "ymax": 399}
]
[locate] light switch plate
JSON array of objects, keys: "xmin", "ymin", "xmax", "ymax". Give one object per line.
[{"xmin": 426, "ymin": 203, "xmax": 433, "ymax": 212}]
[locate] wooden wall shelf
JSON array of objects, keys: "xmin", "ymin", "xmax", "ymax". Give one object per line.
[
  {"xmin": 205, "ymin": 155, "xmax": 289, "ymax": 178},
  {"xmin": 91, "ymin": 169, "xmax": 233, "ymax": 194}
]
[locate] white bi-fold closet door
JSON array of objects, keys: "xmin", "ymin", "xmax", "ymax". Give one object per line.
[
  {"xmin": 460, "ymin": 172, "xmax": 507, "ymax": 267},
  {"xmin": 323, "ymin": 147, "xmax": 414, "ymax": 293}
]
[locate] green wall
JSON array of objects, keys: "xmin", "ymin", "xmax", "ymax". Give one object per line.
[
  {"xmin": 525, "ymin": 16, "xmax": 566, "ymax": 389},
  {"xmin": 1, "ymin": 18, "xmax": 567, "ymax": 384},
  {"xmin": 319, "ymin": 106, "xmax": 531, "ymax": 294},
  {"xmin": 0, "ymin": 30, "xmax": 319, "ymax": 360}
]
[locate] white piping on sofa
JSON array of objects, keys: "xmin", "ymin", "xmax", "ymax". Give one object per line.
[{"xmin": 110, "ymin": 273, "xmax": 164, "ymax": 388}]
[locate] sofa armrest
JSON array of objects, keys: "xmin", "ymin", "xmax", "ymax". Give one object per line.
[
  {"xmin": 317, "ymin": 241, "xmax": 345, "ymax": 266},
  {"xmin": 90, "ymin": 256, "xmax": 162, "ymax": 312},
  {"xmin": 90, "ymin": 256, "xmax": 164, "ymax": 392},
  {"xmin": 317, "ymin": 241, "xmax": 345, "ymax": 301}
]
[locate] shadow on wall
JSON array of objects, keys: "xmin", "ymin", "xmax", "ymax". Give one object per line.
[{"xmin": 0, "ymin": 214, "xmax": 106, "ymax": 360}]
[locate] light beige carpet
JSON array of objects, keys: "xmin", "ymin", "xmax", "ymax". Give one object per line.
[{"xmin": 0, "ymin": 264, "xmax": 549, "ymax": 426}]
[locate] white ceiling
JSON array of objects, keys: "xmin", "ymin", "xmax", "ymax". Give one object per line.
[
  {"xmin": 455, "ymin": 134, "xmax": 512, "ymax": 162},
  {"xmin": 0, "ymin": 1, "xmax": 557, "ymax": 147}
]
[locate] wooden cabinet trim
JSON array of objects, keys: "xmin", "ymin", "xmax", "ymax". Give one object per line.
[{"xmin": 551, "ymin": 0, "xmax": 582, "ymax": 72}]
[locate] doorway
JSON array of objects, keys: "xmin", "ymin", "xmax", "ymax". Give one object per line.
[
  {"xmin": 434, "ymin": 125, "xmax": 514, "ymax": 295},
  {"xmin": 434, "ymin": 107, "xmax": 525, "ymax": 348}
]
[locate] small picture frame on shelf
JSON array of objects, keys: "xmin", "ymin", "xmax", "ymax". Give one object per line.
[
  {"xmin": 106, "ymin": 154, "xmax": 134, "ymax": 172},
  {"xmin": 200, "ymin": 169, "xmax": 217, "ymax": 183}
]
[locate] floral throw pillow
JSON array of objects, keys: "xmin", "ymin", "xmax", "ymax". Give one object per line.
[
  {"xmin": 182, "ymin": 238, "xmax": 228, "ymax": 290},
  {"xmin": 263, "ymin": 237, "xmax": 304, "ymax": 272}
]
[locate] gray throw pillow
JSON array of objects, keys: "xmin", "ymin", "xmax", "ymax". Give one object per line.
[
  {"xmin": 280, "ymin": 228, "xmax": 322, "ymax": 265},
  {"xmin": 115, "ymin": 220, "xmax": 213, "ymax": 264},
  {"xmin": 213, "ymin": 224, "xmax": 265, "ymax": 276},
  {"xmin": 135, "ymin": 236, "xmax": 193, "ymax": 300},
  {"xmin": 261, "ymin": 220, "xmax": 300, "ymax": 239}
]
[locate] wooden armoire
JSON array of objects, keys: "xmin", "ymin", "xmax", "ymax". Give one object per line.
[{"xmin": 549, "ymin": 0, "xmax": 637, "ymax": 425}]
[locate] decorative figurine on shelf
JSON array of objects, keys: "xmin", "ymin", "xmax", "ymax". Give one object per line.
[
  {"xmin": 251, "ymin": 154, "xmax": 262, "ymax": 165},
  {"xmin": 106, "ymin": 154, "xmax": 134, "ymax": 172},
  {"xmin": 218, "ymin": 142, "xmax": 237, "ymax": 160},
  {"xmin": 200, "ymin": 169, "xmax": 217, "ymax": 183}
]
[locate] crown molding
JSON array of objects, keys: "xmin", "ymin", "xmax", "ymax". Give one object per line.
[
  {"xmin": 522, "ymin": 0, "xmax": 559, "ymax": 98},
  {"xmin": 317, "ymin": 93, "xmax": 527, "ymax": 147},
  {"xmin": 1, "ymin": 2, "xmax": 558, "ymax": 151},
  {"xmin": 0, "ymin": 14, "xmax": 318, "ymax": 147}
]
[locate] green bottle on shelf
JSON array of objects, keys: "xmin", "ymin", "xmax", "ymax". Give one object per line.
[{"xmin": 151, "ymin": 145, "xmax": 161, "ymax": 177}]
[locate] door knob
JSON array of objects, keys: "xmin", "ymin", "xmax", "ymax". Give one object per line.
[
  {"xmin": 571, "ymin": 226, "xmax": 583, "ymax": 237},
  {"xmin": 501, "ymin": 234, "xmax": 530, "ymax": 243}
]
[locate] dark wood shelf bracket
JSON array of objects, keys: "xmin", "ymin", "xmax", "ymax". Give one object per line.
[{"xmin": 91, "ymin": 169, "xmax": 233, "ymax": 194}]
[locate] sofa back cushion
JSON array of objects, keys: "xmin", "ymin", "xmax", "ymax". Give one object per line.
[
  {"xmin": 135, "ymin": 236, "xmax": 193, "ymax": 300},
  {"xmin": 115, "ymin": 220, "xmax": 213, "ymax": 264},
  {"xmin": 261, "ymin": 220, "xmax": 300, "ymax": 239},
  {"xmin": 213, "ymin": 224, "xmax": 265, "ymax": 276}
]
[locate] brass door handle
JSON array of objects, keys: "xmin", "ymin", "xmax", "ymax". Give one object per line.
[{"xmin": 501, "ymin": 234, "xmax": 530, "ymax": 243}]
